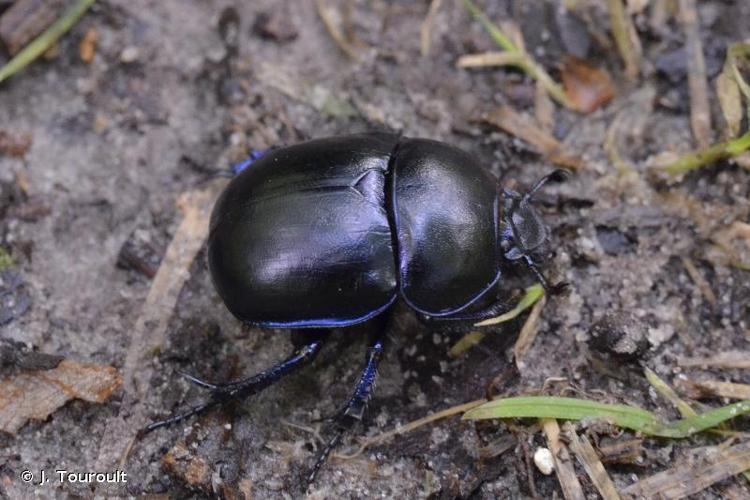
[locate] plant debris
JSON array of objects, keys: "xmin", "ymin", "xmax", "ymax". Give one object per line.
[
  {"xmin": 542, "ymin": 418, "xmax": 584, "ymax": 500},
  {"xmin": 461, "ymin": 0, "xmax": 576, "ymax": 110},
  {"xmin": 420, "ymin": 0, "xmax": 442, "ymax": 57},
  {"xmin": 94, "ymin": 185, "xmax": 222, "ymax": 477},
  {"xmin": 314, "ymin": 0, "xmax": 361, "ymax": 62},
  {"xmin": 621, "ymin": 440, "xmax": 750, "ymax": 499},
  {"xmin": 0, "ymin": 359, "xmax": 121, "ymax": 434},
  {"xmin": 463, "ymin": 396, "xmax": 750, "ymax": 438},
  {"xmin": 0, "ymin": 0, "xmax": 65, "ymax": 55},
  {"xmin": 448, "ymin": 284, "xmax": 544, "ymax": 357},
  {"xmin": 512, "ymin": 294, "xmax": 546, "ymax": 370},
  {"xmin": 481, "ymin": 106, "xmax": 584, "ymax": 170},
  {"xmin": 657, "ymin": 129, "xmax": 750, "ymax": 175},
  {"xmin": 678, "ymin": 352, "xmax": 750, "ymax": 370},
  {"xmin": 679, "ymin": 0, "xmax": 712, "ymax": 148},
  {"xmin": 606, "ymin": 0, "xmax": 641, "ymax": 81},
  {"xmin": 677, "ymin": 380, "xmax": 750, "ymax": 401},
  {"xmin": 563, "ymin": 422, "xmax": 621, "ymax": 500},
  {"xmin": 561, "ymin": 56, "xmax": 616, "ymax": 113},
  {"xmin": 0, "ymin": 0, "xmax": 96, "ymax": 84}
]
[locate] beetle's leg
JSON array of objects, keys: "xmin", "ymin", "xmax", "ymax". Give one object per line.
[
  {"xmin": 307, "ymin": 328, "xmax": 386, "ymax": 484},
  {"xmin": 428, "ymin": 299, "xmax": 513, "ymax": 322},
  {"xmin": 141, "ymin": 329, "xmax": 328, "ymax": 435},
  {"xmin": 524, "ymin": 255, "xmax": 568, "ymax": 295}
]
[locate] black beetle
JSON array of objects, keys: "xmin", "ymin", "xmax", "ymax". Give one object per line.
[{"xmin": 145, "ymin": 133, "xmax": 567, "ymax": 482}]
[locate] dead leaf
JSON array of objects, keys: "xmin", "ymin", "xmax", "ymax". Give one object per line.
[
  {"xmin": 483, "ymin": 105, "xmax": 584, "ymax": 169},
  {"xmin": 716, "ymin": 71, "xmax": 743, "ymax": 137},
  {"xmin": 561, "ymin": 56, "xmax": 615, "ymax": 113},
  {"xmin": 0, "ymin": 360, "xmax": 121, "ymax": 434}
]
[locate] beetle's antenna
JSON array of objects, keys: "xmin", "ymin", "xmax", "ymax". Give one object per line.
[{"xmin": 523, "ymin": 169, "xmax": 569, "ymax": 202}]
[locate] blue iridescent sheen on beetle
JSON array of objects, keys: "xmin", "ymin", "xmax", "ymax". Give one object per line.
[{"xmin": 145, "ymin": 133, "xmax": 567, "ymax": 483}]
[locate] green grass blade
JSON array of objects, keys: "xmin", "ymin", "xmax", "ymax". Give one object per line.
[
  {"xmin": 0, "ymin": 0, "xmax": 97, "ymax": 85},
  {"xmin": 647, "ymin": 400, "xmax": 750, "ymax": 438},
  {"xmin": 461, "ymin": 0, "xmax": 517, "ymax": 53},
  {"xmin": 463, "ymin": 396, "xmax": 658, "ymax": 429},
  {"xmin": 475, "ymin": 284, "xmax": 544, "ymax": 327},
  {"xmin": 463, "ymin": 396, "xmax": 750, "ymax": 438}
]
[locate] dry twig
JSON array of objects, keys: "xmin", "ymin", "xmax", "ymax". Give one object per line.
[
  {"xmin": 483, "ymin": 106, "xmax": 584, "ymax": 170},
  {"xmin": 339, "ymin": 398, "xmax": 487, "ymax": 458},
  {"xmin": 679, "ymin": 0, "xmax": 712, "ymax": 148},
  {"xmin": 563, "ymin": 423, "xmax": 621, "ymax": 500},
  {"xmin": 606, "ymin": 0, "xmax": 641, "ymax": 81},
  {"xmin": 315, "ymin": 0, "xmax": 360, "ymax": 61},
  {"xmin": 678, "ymin": 380, "xmax": 750, "ymax": 401},
  {"xmin": 513, "ymin": 295, "xmax": 546, "ymax": 370},
  {"xmin": 420, "ymin": 0, "xmax": 443, "ymax": 57},
  {"xmin": 542, "ymin": 419, "xmax": 585, "ymax": 500},
  {"xmin": 680, "ymin": 256, "xmax": 718, "ymax": 307},
  {"xmin": 621, "ymin": 440, "xmax": 750, "ymax": 499},
  {"xmin": 678, "ymin": 352, "xmax": 750, "ymax": 370},
  {"xmin": 93, "ymin": 185, "xmax": 222, "ymax": 489}
]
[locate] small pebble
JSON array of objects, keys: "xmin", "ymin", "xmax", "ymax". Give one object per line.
[
  {"xmin": 534, "ymin": 447, "xmax": 555, "ymax": 475},
  {"xmin": 120, "ymin": 46, "xmax": 140, "ymax": 63}
]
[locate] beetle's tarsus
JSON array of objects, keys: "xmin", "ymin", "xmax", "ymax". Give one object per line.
[
  {"xmin": 141, "ymin": 400, "xmax": 219, "ymax": 435},
  {"xmin": 178, "ymin": 371, "xmax": 220, "ymax": 390},
  {"xmin": 308, "ymin": 331, "xmax": 385, "ymax": 483},
  {"xmin": 525, "ymin": 257, "xmax": 564, "ymax": 295},
  {"xmin": 143, "ymin": 335, "xmax": 327, "ymax": 435},
  {"xmin": 549, "ymin": 281, "xmax": 570, "ymax": 295},
  {"xmin": 307, "ymin": 431, "xmax": 343, "ymax": 485}
]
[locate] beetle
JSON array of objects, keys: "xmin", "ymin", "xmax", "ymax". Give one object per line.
[{"xmin": 144, "ymin": 133, "xmax": 567, "ymax": 482}]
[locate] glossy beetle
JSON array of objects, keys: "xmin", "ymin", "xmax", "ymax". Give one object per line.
[{"xmin": 144, "ymin": 133, "xmax": 567, "ymax": 482}]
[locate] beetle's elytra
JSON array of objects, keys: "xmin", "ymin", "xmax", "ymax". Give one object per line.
[{"xmin": 146, "ymin": 133, "xmax": 567, "ymax": 483}]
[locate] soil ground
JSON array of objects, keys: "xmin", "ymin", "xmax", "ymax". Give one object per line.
[{"xmin": 1, "ymin": 0, "xmax": 749, "ymax": 498}]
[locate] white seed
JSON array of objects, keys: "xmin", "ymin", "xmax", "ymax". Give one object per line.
[{"xmin": 534, "ymin": 447, "xmax": 555, "ymax": 475}]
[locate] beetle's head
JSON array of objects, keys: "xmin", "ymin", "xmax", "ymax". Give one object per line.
[{"xmin": 500, "ymin": 169, "xmax": 569, "ymax": 293}]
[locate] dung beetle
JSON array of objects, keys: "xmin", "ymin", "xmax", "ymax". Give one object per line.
[{"xmin": 144, "ymin": 133, "xmax": 567, "ymax": 482}]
